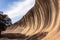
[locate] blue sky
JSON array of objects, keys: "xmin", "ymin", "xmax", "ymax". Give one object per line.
[
  {"xmin": 0, "ymin": 0, "xmax": 35, "ymax": 24},
  {"xmin": 0, "ymin": 0, "xmax": 24, "ymax": 11}
]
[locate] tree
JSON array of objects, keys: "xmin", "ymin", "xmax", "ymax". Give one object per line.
[{"xmin": 0, "ymin": 11, "xmax": 12, "ymax": 36}]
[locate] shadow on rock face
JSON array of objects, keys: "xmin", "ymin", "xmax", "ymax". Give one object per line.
[
  {"xmin": 0, "ymin": 32, "xmax": 48, "ymax": 40},
  {"xmin": 0, "ymin": 33, "xmax": 27, "ymax": 39},
  {"xmin": 27, "ymin": 32, "xmax": 48, "ymax": 40}
]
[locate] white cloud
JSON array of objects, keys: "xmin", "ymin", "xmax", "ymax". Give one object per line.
[{"xmin": 4, "ymin": 0, "xmax": 35, "ymax": 24}]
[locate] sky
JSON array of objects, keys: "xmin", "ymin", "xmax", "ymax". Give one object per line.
[
  {"xmin": 0, "ymin": 0, "xmax": 23, "ymax": 11},
  {"xmin": 0, "ymin": 0, "xmax": 35, "ymax": 24}
]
